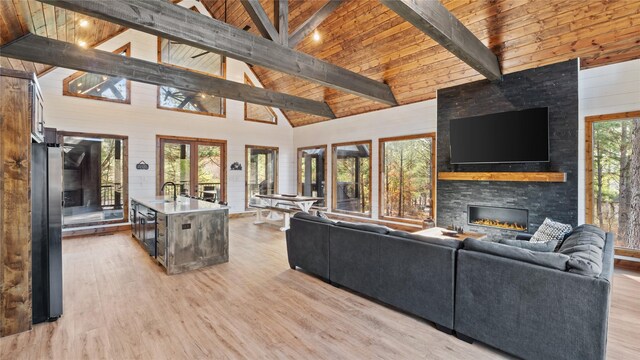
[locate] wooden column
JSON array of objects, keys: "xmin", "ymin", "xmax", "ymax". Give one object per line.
[{"xmin": 0, "ymin": 69, "xmax": 33, "ymax": 336}]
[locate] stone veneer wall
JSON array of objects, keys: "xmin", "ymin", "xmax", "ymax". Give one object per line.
[{"xmin": 436, "ymin": 59, "xmax": 579, "ymax": 239}]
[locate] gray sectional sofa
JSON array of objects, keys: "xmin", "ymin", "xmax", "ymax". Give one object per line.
[
  {"xmin": 286, "ymin": 212, "xmax": 461, "ymax": 332},
  {"xmin": 285, "ymin": 213, "xmax": 614, "ymax": 360},
  {"xmin": 455, "ymin": 225, "xmax": 614, "ymax": 360}
]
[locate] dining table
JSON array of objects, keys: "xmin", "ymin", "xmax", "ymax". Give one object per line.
[{"xmin": 253, "ymin": 194, "xmax": 324, "ymax": 230}]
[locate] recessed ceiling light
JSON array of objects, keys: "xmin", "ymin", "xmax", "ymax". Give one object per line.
[
  {"xmin": 312, "ymin": 30, "xmax": 320, "ymax": 42},
  {"xmin": 79, "ymin": 19, "xmax": 89, "ymax": 27},
  {"xmin": 78, "ymin": 40, "xmax": 87, "ymax": 48},
  {"xmin": 200, "ymin": 94, "xmax": 206, "ymax": 99},
  {"xmin": 102, "ymin": 76, "xmax": 108, "ymax": 81}
]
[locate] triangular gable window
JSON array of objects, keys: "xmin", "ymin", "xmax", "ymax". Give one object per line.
[
  {"xmin": 63, "ymin": 43, "xmax": 131, "ymax": 104},
  {"xmin": 244, "ymin": 74, "xmax": 278, "ymax": 125}
]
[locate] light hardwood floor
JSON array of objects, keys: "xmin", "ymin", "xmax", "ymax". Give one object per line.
[{"xmin": 1, "ymin": 217, "xmax": 638, "ymax": 359}]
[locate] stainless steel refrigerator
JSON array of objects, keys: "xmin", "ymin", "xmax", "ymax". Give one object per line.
[{"xmin": 31, "ymin": 143, "xmax": 63, "ymax": 324}]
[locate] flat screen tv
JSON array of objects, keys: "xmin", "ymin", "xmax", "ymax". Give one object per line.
[{"xmin": 449, "ymin": 107, "xmax": 549, "ymax": 164}]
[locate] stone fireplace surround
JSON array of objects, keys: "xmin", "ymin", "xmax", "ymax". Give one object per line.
[{"xmin": 436, "ymin": 59, "xmax": 579, "ymax": 240}]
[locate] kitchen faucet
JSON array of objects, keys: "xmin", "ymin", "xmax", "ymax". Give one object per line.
[{"xmin": 161, "ymin": 181, "xmax": 177, "ymax": 201}]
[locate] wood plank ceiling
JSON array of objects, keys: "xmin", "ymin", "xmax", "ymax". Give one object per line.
[
  {"xmin": 0, "ymin": 0, "xmax": 127, "ymax": 75},
  {"xmin": 2, "ymin": 0, "xmax": 639, "ymax": 127}
]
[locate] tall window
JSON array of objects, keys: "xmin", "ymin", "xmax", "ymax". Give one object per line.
[
  {"xmin": 244, "ymin": 74, "xmax": 277, "ymax": 124},
  {"xmin": 63, "ymin": 43, "xmax": 131, "ymax": 104},
  {"xmin": 157, "ymin": 136, "xmax": 226, "ymax": 201},
  {"xmin": 379, "ymin": 134, "xmax": 435, "ymax": 223},
  {"xmin": 246, "ymin": 146, "xmax": 278, "ymax": 209},
  {"xmin": 298, "ymin": 145, "xmax": 326, "ymax": 206},
  {"xmin": 332, "ymin": 141, "xmax": 372, "ymax": 216},
  {"xmin": 586, "ymin": 111, "xmax": 640, "ymax": 252},
  {"xmin": 59, "ymin": 132, "xmax": 128, "ymax": 227},
  {"xmin": 157, "ymin": 33, "xmax": 225, "ymax": 116}
]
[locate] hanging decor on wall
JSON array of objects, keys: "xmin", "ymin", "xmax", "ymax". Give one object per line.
[
  {"xmin": 230, "ymin": 162, "xmax": 242, "ymax": 171},
  {"xmin": 136, "ymin": 160, "xmax": 149, "ymax": 170}
]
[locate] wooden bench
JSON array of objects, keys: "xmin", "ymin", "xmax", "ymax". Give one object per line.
[{"xmin": 250, "ymin": 204, "xmax": 299, "ymax": 231}]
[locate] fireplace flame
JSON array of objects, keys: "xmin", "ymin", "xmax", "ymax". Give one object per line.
[{"xmin": 472, "ymin": 219, "xmax": 526, "ymax": 231}]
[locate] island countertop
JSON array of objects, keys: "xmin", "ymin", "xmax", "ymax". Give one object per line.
[{"xmin": 132, "ymin": 196, "xmax": 229, "ymax": 215}]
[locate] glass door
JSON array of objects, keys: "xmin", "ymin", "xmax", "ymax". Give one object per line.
[
  {"xmin": 245, "ymin": 146, "xmax": 278, "ymax": 209},
  {"xmin": 197, "ymin": 144, "xmax": 224, "ymax": 202},
  {"xmin": 162, "ymin": 142, "xmax": 191, "ymax": 196},
  {"xmin": 158, "ymin": 136, "xmax": 226, "ymax": 201}
]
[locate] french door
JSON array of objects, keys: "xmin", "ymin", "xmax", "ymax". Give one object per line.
[{"xmin": 157, "ymin": 136, "xmax": 226, "ymax": 202}]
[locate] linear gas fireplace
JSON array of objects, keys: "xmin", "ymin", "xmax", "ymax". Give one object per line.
[{"xmin": 467, "ymin": 205, "xmax": 528, "ymax": 232}]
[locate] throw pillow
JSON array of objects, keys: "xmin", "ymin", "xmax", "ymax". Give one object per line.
[{"xmin": 530, "ymin": 218, "xmax": 572, "ymax": 243}]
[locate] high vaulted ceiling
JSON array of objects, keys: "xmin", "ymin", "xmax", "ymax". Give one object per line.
[{"xmin": 1, "ymin": 0, "xmax": 639, "ymax": 127}]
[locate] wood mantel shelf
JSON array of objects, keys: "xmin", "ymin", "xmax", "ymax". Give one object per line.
[{"xmin": 438, "ymin": 172, "xmax": 567, "ymax": 182}]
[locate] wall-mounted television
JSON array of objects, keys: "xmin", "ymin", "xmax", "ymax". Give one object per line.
[{"xmin": 449, "ymin": 107, "xmax": 549, "ymax": 164}]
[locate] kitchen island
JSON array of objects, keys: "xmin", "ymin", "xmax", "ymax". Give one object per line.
[{"xmin": 131, "ymin": 196, "xmax": 229, "ymax": 275}]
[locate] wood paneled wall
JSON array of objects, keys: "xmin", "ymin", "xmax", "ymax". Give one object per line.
[{"xmin": 0, "ymin": 69, "xmax": 33, "ymax": 336}]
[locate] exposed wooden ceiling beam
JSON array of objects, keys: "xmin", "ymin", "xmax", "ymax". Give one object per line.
[
  {"xmin": 39, "ymin": 0, "xmax": 397, "ymax": 105},
  {"xmin": 275, "ymin": 0, "xmax": 288, "ymax": 47},
  {"xmin": 380, "ymin": 0, "xmax": 502, "ymax": 81},
  {"xmin": 0, "ymin": 34, "xmax": 335, "ymax": 119},
  {"xmin": 289, "ymin": 0, "xmax": 343, "ymax": 48},
  {"xmin": 240, "ymin": 0, "xmax": 279, "ymax": 42}
]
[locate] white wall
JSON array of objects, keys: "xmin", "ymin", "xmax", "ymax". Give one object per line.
[
  {"xmin": 578, "ymin": 59, "xmax": 640, "ymax": 223},
  {"xmin": 39, "ymin": 28, "xmax": 295, "ymax": 214},
  {"xmin": 293, "ymin": 100, "xmax": 438, "ymax": 219}
]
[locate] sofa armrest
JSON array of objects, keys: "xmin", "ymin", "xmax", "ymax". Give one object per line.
[
  {"xmin": 456, "ymin": 250, "xmax": 611, "ymax": 360},
  {"xmin": 515, "ymin": 232, "xmax": 533, "ymax": 240}
]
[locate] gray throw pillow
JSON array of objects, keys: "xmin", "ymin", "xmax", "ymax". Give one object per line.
[
  {"xmin": 530, "ymin": 218, "xmax": 572, "ymax": 243},
  {"xmin": 558, "ymin": 230, "xmax": 605, "ymax": 277},
  {"xmin": 498, "ymin": 239, "xmax": 558, "ymax": 252}
]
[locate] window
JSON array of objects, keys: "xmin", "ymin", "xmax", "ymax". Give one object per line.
[
  {"xmin": 59, "ymin": 132, "xmax": 128, "ymax": 227},
  {"xmin": 157, "ymin": 33, "xmax": 226, "ymax": 116},
  {"xmin": 157, "ymin": 86, "xmax": 225, "ymax": 116},
  {"xmin": 157, "ymin": 136, "xmax": 226, "ymax": 201},
  {"xmin": 298, "ymin": 145, "xmax": 327, "ymax": 206},
  {"xmin": 332, "ymin": 141, "xmax": 372, "ymax": 216},
  {"xmin": 244, "ymin": 74, "xmax": 277, "ymax": 124},
  {"xmin": 586, "ymin": 111, "xmax": 640, "ymax": 252},
  {"xmin": 246, "ymin": 146, "xmax": 278, "ymax": 209},
  {"xmin": 63, "ymin": 43, "xmax": 131, "ymax": 104},
  {"xmin": 379, "ymin": 134, "xmax": 436, "ymax": 223}
]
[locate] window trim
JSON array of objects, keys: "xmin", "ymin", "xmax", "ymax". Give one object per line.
[
  {"xmin": 156, "ymin": 36, "xmax": 227, "ymax": 117},
  {"xmin": 244, "ymin": 74, "xmax": 278, "ymax": 125},
  {"xmin": 156, "ymin": 135, "xmax": 227, "ymax": 201},
  {"xmin": 585, "ymin": 111, "xmax": 640, "ymax": 255},
  {"xmin": 62, "ymin": 43, "xmax": 132, "ymax": 104},
  {"xmin": 378, "ymin": 133, "xmax": 437, "ymax": 225},
  {"xmin": 331, "ymin": 140, "xmax": 373, "ymax": 218},
  {"xmin": 245, "ymin": 145, "xmax": 279, "ymax": 210},
  {"xmin": 56, "ymin": 131, "xmax": 129, "ymax": 228},
  {"xmin": 297, "ymin": 144, "xmax": 328, "ymax": 206}
]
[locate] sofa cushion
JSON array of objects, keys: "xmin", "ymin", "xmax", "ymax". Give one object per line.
[
  {"xmin": 463, "ymin": 238, "xmax": 569, "ymax": 270},
  {"xmin": 530, "ymin": 218, "xmax": 573, "ymax": 243},
  {"xmin": 388, "ymin": 230, "xmax": 463, "ymax": 249},
  {"xmin": 336, "ymin": 221, "xmax": 391, "ymax": 234},
  {"xmin": 498, "ymin": 239, "xmax": 558, "ymax": 252},
  {"xmin": 293, "ymin": 211, "xmax": 335, "ymax": 225},
  {"xmin": 558, "ymin": 227, "xmax": 605, "ymax": 277}
]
